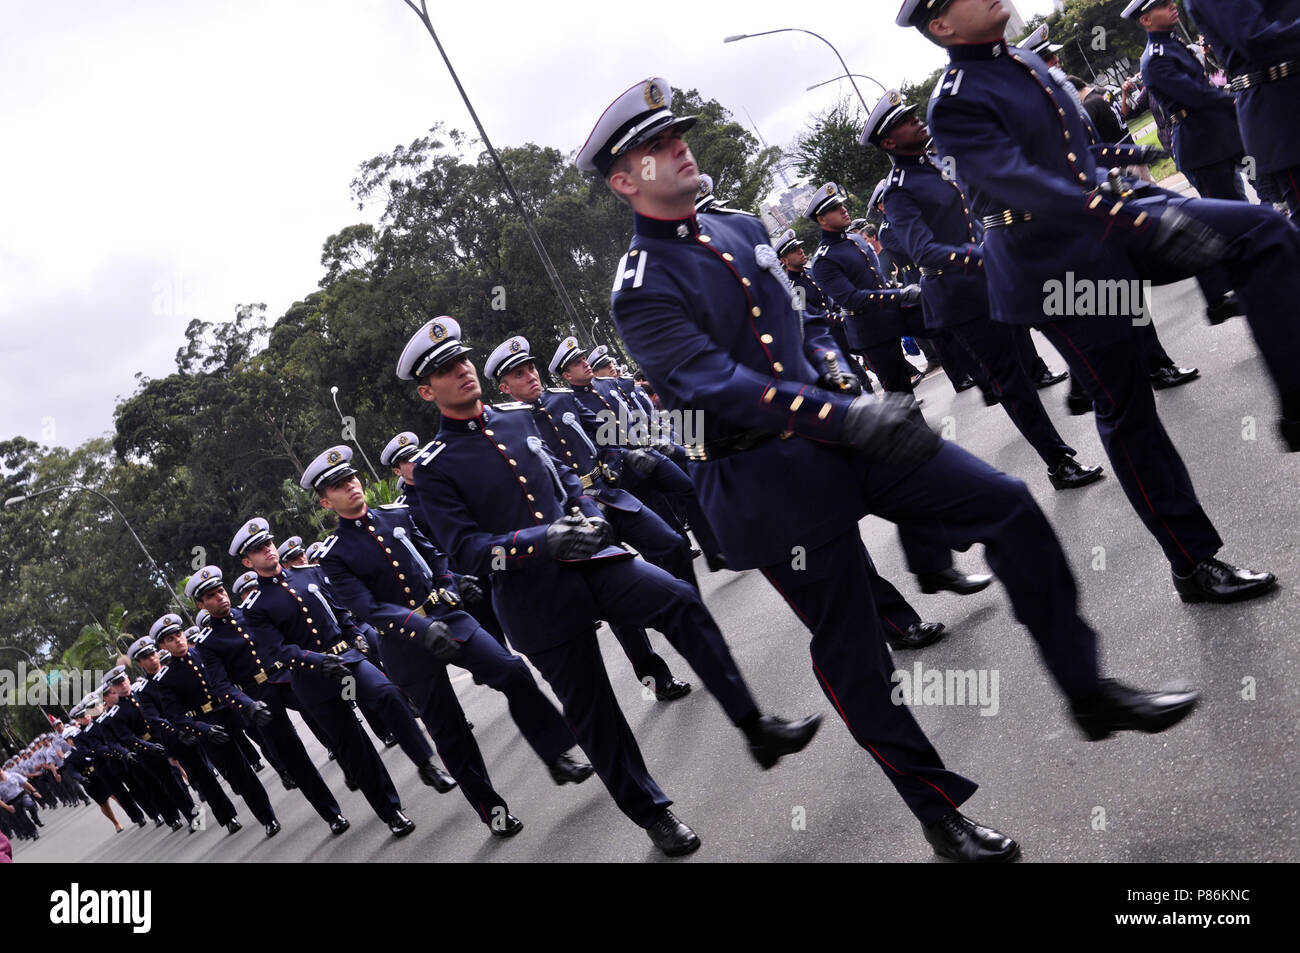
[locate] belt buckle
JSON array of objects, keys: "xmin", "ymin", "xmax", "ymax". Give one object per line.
[
  {"xmin": 200, "ymin": 703, "xmax": 213, "ymax": 714},
  {"xmin": 580, "ymin": 472, "xmax": 595, "ymax": 489},
  {"xmin": 141, "ymin": 732, "xmax": 151, "ymax": 742},
  {"xmin": 413, "ymin": 604, "xmax": 428, "ymax": 618},
  {"xmin": 253, "ymin": 671, "xmax": 268, "ymax": 685}
]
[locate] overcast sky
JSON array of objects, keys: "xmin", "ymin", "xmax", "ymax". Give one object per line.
[{"xmin": 0, "ymin": 0, "xmax": 1056, "ymax": 451}]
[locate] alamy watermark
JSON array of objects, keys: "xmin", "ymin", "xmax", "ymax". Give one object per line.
[
  {"xmin": 891, "ymin": 663, "xmax": 1000, "ymax": 716},
  {"xmin": 0, "ymin": 664, "xmax": 113, "ymax": 707},
  {"xmin": 1043, "ymin": 273, "xmax": 1153, "ymax": 326}
]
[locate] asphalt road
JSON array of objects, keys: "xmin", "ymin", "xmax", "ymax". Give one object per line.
[{"xmin": 17, "ymin": 274, "xmax": 1300, "ymax": 864}]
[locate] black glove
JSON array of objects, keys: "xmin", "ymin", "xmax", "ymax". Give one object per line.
[
  {"xmin": 1144, "ymin": 206, "xmax": 1229, "ymax": 273},
  {"xmin": 1135, "ymin": 145, "xmax": 1170, "ymax": 165},
  {"xmin": 317, "ymin": 654, "xmax": 350, "ymax": 683},
  {"xmin": 245, "ymin": 701, "xmax": 273, "ymax": 729},
  {"xmin": 819, "ymin": 367, "xmax": 863, "ymax": 396},
  {"xmin": 417, "ymin": 620, "xmax": 461, "ymax": 663},
  {"xmin": 840, "ymin": 394, "xmax": 943, "ymax": 466},
  {"xmin": 124, "ymin": 751, "xmax": 140, "ymax": 766},
  {"xmin": 587, "ymin": 517, "xmax": 615, "ymax": 546},
  {"xmin": 545, "ymin": 514, "xmax": 610, "ymax": 561},
  {"xmin": 176, "ymin": 727, "xmax": 200, "ymax": 747},
  {"xmin": 623, "ymin": 448, "xmax": 660, "ymax": 478},
  {"xmin": 141, "ymin": 741, "xmax": 168, "ymax": 759},
  {"xmin": 898, "ymin": 284, "xmax": 922, "ymax": 307},
  {"xmin": 204, "ymin": 725, "xmax": 230, "ymax": 746},
  {"xmin": 456, "ymin": 574, "xmax": 485, "ymax": 604}
]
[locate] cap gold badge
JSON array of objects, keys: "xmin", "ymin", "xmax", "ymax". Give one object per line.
[{"xmin": 643, "ymin": 81, "xmax": 665, "ymax": 108}]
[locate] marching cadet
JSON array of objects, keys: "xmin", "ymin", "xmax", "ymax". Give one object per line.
[
  {"xmin": 775, "ymin": 228, "xmax": 874, "ymax": 393},
  {"xmin": 584, "ymin": 73, "xmax": 1201, "ymax": 861},
  {"xmin": 486, "ymin": 335, "xmax": 694, "ymax": 694},
  {"xmin": 100, "ymin": 666, "xmax": 193, "ymax": 831},
  {"xmin": 68, "ymin": 699, "xmax": 148, "ymax": 829},
  {"xmin": 862, "ymin": 88, "xmax": 1106, "ymax": 491},
  {"xmin": 232, "ymin": 571, "xmax": 260, "ymax": 605},
  {"xmin": 1185, "ymin": 0, "xmax": 1300, "ymax": 217},
  {"xmin": 148, "ymin": 614, "xmax": 281, "ymax": 836},
  {"xmin": 808, "ymin": 181, "xmax": 927, "ymax": 396},
  {"xmin": 305, "ymin": 446, "xmax": 598, "ymax": 836},
  {"xmin": 303, "ymin": 541, "xmax": 326, "ymax": 564},
  {"xmin": 232, "ymin": 518, "xmax": 433, "ymax": 836},
  {"xmin": 1126, "ymin": 0, "xmax": 1249, "ymax": 200},
  {"xmin": 89, "ymin": 688, "xmax": 168, "ymax": 828},
  {"xmin": 277, "ymin": 536, "xmax": 311, "ymax": 569},
  {"xmin": 186, "ymin": 567, "xmax": 350, "ymax": 834},
  {"xmin": 398, "ymin": 316, "xmax": 822, "ymax": 856},
  {"xmin": 550, "ymin": 336, "xmax": 728, "ymax": 572},
  {"xmin": 60, "ymin": 719, "xmax": 123, "ymax": 832},
  {"xmin": 910, "ymin": 0, "xmax": 1294, "ymax": 603}
]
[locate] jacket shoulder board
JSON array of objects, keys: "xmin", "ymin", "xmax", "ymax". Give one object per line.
[
  {"xmin": 935, "ymin": 68, "xmax": 965, "ymax": 99},
  {"xmin": 315, "ymin": 535, "xmax": 341, "ymax": 560},
  {"xmin": 493, "ymin": 401, "xmax": 533, "ymax": 411},
  {"xmin": 546, "ymin": 386, "xmax": 573, "ymax": 394}
]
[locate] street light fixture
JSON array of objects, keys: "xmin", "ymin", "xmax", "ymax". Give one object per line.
[
  {"xmin": 329, "ymin": 385, "xmax": 382, "ymax": 482},
  {"xmin": 3, "ymin": 484, "xmax": 191, "ymax": 623},
  {"xmin": 725, "ymin": 29, "xmax": 872, "ymax": 113},
  {"xmin": 806, "ymin": 73, "xmax": 889, "ymax": 95}
]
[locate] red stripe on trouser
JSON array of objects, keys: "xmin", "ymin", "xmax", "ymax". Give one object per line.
[
  {"xmin": 1047, "ymin": 323, "xmax": 1195, "ymax": 566},
  {"xmin": 760, "ymin": 567, "xmax": 958, "ymax": 811}
]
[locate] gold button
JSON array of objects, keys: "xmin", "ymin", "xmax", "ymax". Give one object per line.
[
  {"xmin": 819, "ymin": 403, "xmax": 832, "ymax": 420},
  {"xmin": 385, "ymin": 548, "xmax": 392, "ymax": 554},
  {"xmin": 510, "ymin": 547, "xmax": 517, "ymax": 555},
  {"xmin": 791, "ymin": 395, "xmax": 804, "ymax": 411},
  {"xmin": 509, "ymin": 459, "xmax": 517, "ymax": 465},
  {"xmin": 1067, "ymin": 153, "xmax": 1077, "ymax": 163},
  {"xmin": 741, "ymin": 277, "xmax": 751, "ymax": 286},
  {"xmin": 763, "ymin": 387, "xmax": 777, "ymax": 403},
  {"xmin": 698, "ymin": 235, "xmax": 711, "ymax": 243},
  {"xmin": 398, "ymin": 573, "xmax": 405, "ymax": 580},
  {"xmin": 527, "ymin": 546, "xmax": 535, "ymax": 554},
  {"xmin": 527, "ymin": 494, "xmax": 535, "ymax": 501},
  {"xmin": 773, "ymin": 362, "xmax": 784, "ymax": 373},
  {"xmin": 376, "ymin": 535, "xmax": 384, "ymax": 542},
  {"xmin": 392, "ymin": 561, "xmax": 400, "ymax": 568},
  {"xmin": 751, "ymin": 307, "xmax": 761, "ymax": 317},
  {"xmin": 484, "ymin": 430, "xmax": 494, "ymax": 437},
  {"xmin": 629, "ymin": 249, "xmax": 638, "ymax": 257},
  {"xmin": 311, "ymin": 628, "xmax": 318, "ymax": 635},
  {"xmin": 306, "ymin": 617, "xmax": 313, "ymax": 624},
  {"xmin": 497, "ymin": 443, "xmax": 507, "ymax": 450},
  {"xmin": 518, "ymin": 476, "xmax": 527, "ymax": 484},
  {"xmin": 534, "ymin": 511, "xmax": 544, "ymax": 520},
  {"xmin": 722, "ymin": 252, "xmax": 734, "ymax": 261},
  {"xmin": 760, "ymin": 333, "xmax": 773, "ymax": 344}
]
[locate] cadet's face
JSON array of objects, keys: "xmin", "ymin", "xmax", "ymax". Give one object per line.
[
  {"xmin": 242, "ymin": 539, "xmax": 281, "ymax": 575},
  {"xmin": 611, "ymin": 130, "xmax": 699, "ymax": 212},
  {"xmin": 882, "ymin": 114, "xmax": 930, "ymax": 152},
  {"xmin": 138, "ymin": 652, "xmax": 161, "ymax": 676},
  {"xmin": 562, "ymin": 358, "xmax": 594, "ymax": 386},
  {"xmin": 417, "ymin": 357, "xmax": 481, "ymax": 409},
  {"xmin": 162, "ymin": 632, "xmax": 188, "ymax": 656},
  {"xmin": 782, "ymin": 247, "xmax": 808, "ymax": 269},
  {"xmin": 1141, "ymin": 1, "xmax": 1179, "ymax": 30},
  {"xmin": 111, "ymin": 679, "xmax": 130, "ymax": 697},
  {"xmin": 321, "ymin": 476, "xmax": 367, "ymax": 517},
  {"xmin": 499, "ymin": 361, "xmax": 543, "ymax": 402},
  {"xmin": 197, "ymin": 586, "xmax": 231, "ymax": 618},
  {"xmin": 818, "ymin": 205, "xmax": 853, "ymax": 231},
  {"xmin": 931, "ymin": 0, "xmax": 1011, "ymax": 43},
  {"xmin": 396, "ymin": 461, "xmax": 416, "ymax": 483}
]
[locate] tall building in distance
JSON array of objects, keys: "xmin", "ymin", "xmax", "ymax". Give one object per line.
[{"xmin": 1003, "ymin": 0, "xmax": 1028, "ymax": 39}]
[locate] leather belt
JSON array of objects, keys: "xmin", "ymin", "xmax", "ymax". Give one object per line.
[
  {"xmin": 325, "ymin": 640, "xmax": 351, "ymax": 655},
  {"xmin": 1228, "ymin": 61, "xmax": 1297, "ymax": 93},
  {"xmin": 411, "ymin": 588, "xmax": 463, "ymax": 618},
  {"xmin": 920, "ymin": 267, "xmax": 946, "ymax": 277},
  {"xmin": 579, "ymin": 470, "xmax": 597, "ymax": 490},
  {"xmin": 184, "ymin": 703, "xmax": 215, "ymax": 718},
  {"xmin": 981, "ymin": 210, "xmax": 1033, "ymax": 230},
  {"xmin": 1167, "ymin": 108, "xmax": 1190, "ymax": 127},
  {"xmin": 684, "ymin": 429, "xmax": 791, "ymax": 463},
  {"xmin": 141, "ymin": 732, "xmax": 151, "ymax": 742}
]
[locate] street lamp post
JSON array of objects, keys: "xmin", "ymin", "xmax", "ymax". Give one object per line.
[
  {"xmin": 806, "ymin": 73, "xmax": 889, "ymax": 96},
  {"xmin": 3, "ymin": 484, "xmax": 191, "ymax": 623},
  {"xmin": 329, "ymin": 385, "xmax": 382, "ymax": 482},
  {"xmin": 725, "ymin": 28, "xmax": 872, "ymax": 113}
]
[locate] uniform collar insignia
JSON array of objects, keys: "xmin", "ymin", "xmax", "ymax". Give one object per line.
[
  {"xmin": 949, "ymin": 40, "xmax": 1010, "ymax": 62},
  {"xmin": 633, "ymin": 212, "xmax": 699, "ymax": 241}
]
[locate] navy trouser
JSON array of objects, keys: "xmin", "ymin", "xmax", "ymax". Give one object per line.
[
  {"xmin": 251, "ymin": 680, "xmax": 342, "ymax": 823},
  {"xmin": 138, "ymin": 749, "xmax": 195, "ymax": 822},
  {"xmin": 866, "ymin": 560, "xmax": 923, "ymax": 640},
  {"xmin": 524, "ymin": 557, "xmax": 759, "ymax": 827},
  {"xmin": 170, "ymin": 744, "xmax": 238, "ymax": 826},
  {"xmin": 951, "ymin": 318, "xmax": 1076, "ymax": 467},
  {"xmin": 827, "ymin": 316, "xmax": 874, "ymax": 391},
  {"xmin": 860, "ymin": 340, "xmax": 916, "ymax": 394},
  {"xmin": 349, "ymin": 658, "xmax": 435, "ymax": 768},
  {"xmin": 1136, "ymin": 193, "xmax": 1300, "ymax": 420},
  {"xmin": 1039, "ymin": 315, "xmax": 1223, "ymax": 573},
  {"xmin": 294, "ymin": 666, "xmax": 403, "ymax": 822},
  {"xmin": 203, "ymin": 709, "xmax": 277, "ymax": 826},
  {"xmin": 1186, "ymin": 158, "xmax": 1248, "ymax": 202},
  {"xmin": 1274, "ymin": 166, "xmax": 1300, "ymax": 217}
]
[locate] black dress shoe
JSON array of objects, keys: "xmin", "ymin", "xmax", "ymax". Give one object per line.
[
  {"xmin": 1150, "ymin": 365, "xmax": 1200, "ymax": 390},
  {"xmin": 887, "ymin": 621, "xmax": 946, "ymax": 650},
  {"xmin": 382, "ymin": 735, "xmax": 398, "ymax": 748},
  {"xmin": 418, "ymin": 759, "xmax": 458, "ymax": 793},
  {"xmin": 135, "ymin": 817, "xmax": 148, "ymax": 829},
  {"xmin": 226, "ymin": 819, "xmax": 243, "ymax": 834},
  {"xmin": 154, "ymin": 816, "xmax": 164, "ymax": 828},
  {"xmin": 1070, "ymin": 678, "xmax": 1199, "ymax": 740},
  {"xmin": 689, "ymin": 547, "xmax": 703, "ymax": 559},
  {"xmin": 982, "ymin": 391, "xmax": 1001, "ymax": 406},
  {"xmin": 1035, "ymin": 368, "xmax": 1069, "ymax": 389},
  {"xmin": 1281, "ymin": 417, "xmax": 1300, "ymax": 452},
  {"xmin": 329, "ymin": 815, "xmax": 350, "ymax": 836},
  {"xmin": 1205, "ymin": 292, "xmax": 1244, "ymax": 325},
  {"xmin": 387, "ymin": 810, "xmax": 415, "ymax": 837},
  {"xmin": 646, "ymin": 810, "xmax": 701, "ymax": 857},
  {"xmin": 489, "ymin": 813, "xmax": 525, "ymax": 838},
  {"xmin": 1173, "ymin": 558, "xmax": 1277, "ymax": 604},
  {"xmin": 327, "ymin": 749, "xmax": 337, "ymax": 761},
  {"xmin": 265, "ymin": 819, "xmax": 281, "ymax": 838},
  {"xmin": 923, "ymin": 811, "xmax": 1019, "ymax": 862},
  {"xmin": 952, "ymin": 377, "xmax": 976, "ymax": 393},
  {"xmin": 655, "ymin": 677, "xmax": 693, "ymax": 702},
  {"xmin": 1048, "ymin": 456, "xmax": 1105, "ymax": 490},
  {"xmin": 168, "ymin": 819, "xmax": 184, "ymax": 831},
  {"xmin": 917, "ymin": 568, "xmax": 994, "ymax": 596},
  {"xmin": 704, "ymin": 553, "xmax": 729, "ymax": 573},
  {"xmin": 748, "ymin": 713, "xmax": 823, "ymax": 769},
  {"xmin": 1065, "ymin": 391, "xmax": 1094, "ymax": 415},
  {"xmin": 280, "ymin": 772, "xmax": 297, "ymax": 791},
  {"xmin": 343, "ymin": 774, "xmax": 359, "ymax": 791},
  {"xmin": 549, "ymin": 752, "xmax": 595, "ymax": 785},
  {"xmin": 251, "ymin": 761, "xmax": 266, "ymax": 773}
]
